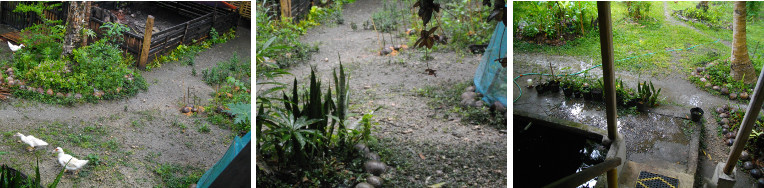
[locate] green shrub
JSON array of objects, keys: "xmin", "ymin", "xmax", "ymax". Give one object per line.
[
  {"xmin": 202, "ymin": 53, "xmax": 250, "ymax": 85},
  {"xmin": 626, "ymin": 1, "xmax": 652, "ymax": 21}
]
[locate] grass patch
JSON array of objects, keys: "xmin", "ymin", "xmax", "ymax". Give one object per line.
[
  {"xmin": 414, "ymin": 81, "xmax": 506, "ymax": 128},
  {"xmin": 152, "ymin": 163, "xmax": 204, "ymax": 188}
]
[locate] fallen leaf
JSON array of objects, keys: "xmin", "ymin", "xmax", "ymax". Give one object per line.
[
  {"xmin": 419, "ymin": 153, "xmax": 426, "ymax": 160},
  {"xmin": 428, "ymin": 182, "xmax": 446, "ymax": 188}
]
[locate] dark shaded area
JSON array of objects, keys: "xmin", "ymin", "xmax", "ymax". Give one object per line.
[{"xmin": 514, "ymin": 115, "xmax": 607, "ymax": 188}]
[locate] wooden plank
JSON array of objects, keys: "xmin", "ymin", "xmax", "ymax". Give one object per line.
[{"xmin": 138, "ymin": 15, "xmax": 154, "ymax": 70}]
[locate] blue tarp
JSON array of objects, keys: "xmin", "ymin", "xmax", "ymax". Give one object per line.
[
  {"xmin": 474, "ymin": 21, "xmax": 507, "ymax": 107},
  {"xmin": 196, "ymin": 131, "xmax": 251, "ymax": 187}
]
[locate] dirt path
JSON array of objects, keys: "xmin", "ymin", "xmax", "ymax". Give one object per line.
[
  {"xmin": 663, "ymin": 1, "xmax": 732, "ymax": 47},
  {"xmin": 266, "ymin": 0, "xmax": 507, "ymax": 186},
  {"xmin": 0, "ymin": 25, "xmax": 251, "ymax": 187}
]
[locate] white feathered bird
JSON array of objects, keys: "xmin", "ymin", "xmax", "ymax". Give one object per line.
[
  {"xmin": 53, "ymin": 147, "xmax": 89, "ymax": 175},
  {"xmin": 14, "ymin": 133, "xmax": 48, "ymax": 151},
  {"xmin": 8, "ymin": 41, "xmax": 23, "ymax": 52}
]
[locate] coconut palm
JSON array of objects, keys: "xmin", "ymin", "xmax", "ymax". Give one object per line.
[{"xmin": 730, "ymin": 1, "xmax": 757, "ymax": 84}]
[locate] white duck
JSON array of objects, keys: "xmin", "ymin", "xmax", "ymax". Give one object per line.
[
  {"xmin": 53, "ymin": 147, "xmax": 89, "ymax": 175},
  {"xmin": 14, "ymin": 133, "xmax": 48, "ymax": 151},
  {"xmin": 8, "ymin": 41, "xmax": 23, "ymax": 52}
]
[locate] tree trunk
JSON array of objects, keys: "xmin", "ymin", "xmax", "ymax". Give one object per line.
[
  {"xmin": 62, "ymin": 1, "xmax": 91, "ymax": 57},
  {"xmin": 697, "ymin": 1, "xmax": 709, "ymax": 12},
  {"xmin": 730, "ymin": 1, "xmax": 756, "ymax": 85}
]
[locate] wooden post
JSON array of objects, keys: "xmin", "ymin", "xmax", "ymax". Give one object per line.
[
  {"xmin": 83, "ymin": 1, "xmax": 91, "ymax": 45},
  {"xmin": 139, "ymin": 15, "xmax": 154, "ymax": 70},
  {"xmin": 181, "ymin": 22, "xmax": 189, "ymax": 44}
]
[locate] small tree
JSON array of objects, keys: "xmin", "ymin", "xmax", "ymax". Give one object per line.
[
  {"xmin": 730, "ymin": 1, "xmax": 756, "ymax": 84},
  {"xmin": 62, "ymin": 1, "xmax": 91, "ymax": 57}
]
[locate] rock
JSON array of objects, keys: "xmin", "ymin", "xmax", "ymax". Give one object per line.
[
  {"xmin": 180, "ymin": 106, "xmax": 191, "ymax": 113},
  {"xmin": 473, "ymin": 100, "xmax": 484, "ymax": 108},
  {"xmin": 461, "ymin": 92, "xmax": 476, "ymax": 100},
  {"xmin": 27, "ymin": 87, "xmax": 34, "ymax": 92},
  {"xmin": 722, "ymin": 128, "xmax": 729, "ymax": 134},
  {"xmin": 46, "ymin": 89, "xmax": 53, "ymax": 95},
  {"xmin": 476, "ymin": 92, "xmax": 483, "ymax": 98},
  {"xmin": 460, "ymin": 98, "xmax": 472, "ymax": 107},
  {"xmin": 759, "ymin": 178, "xmax": 764, "ymax": 187},
  {"xmin": 492, "ymin": 101, "xmax": 506, "ymax": 113},
  {"xmin": 366, "ymin": 153, "xmax": 380, "ymax": 161},
  {"xmin": 728, "ymin": 138, "xmax": 735, "ymax": 146},
  {"xmin": 36, "ymin": 88, "xmax": 44, "ymax": 94},
  {"xmin": 354, "ymin": 143, "xmax": 370, "ymax": 154},
  {"xmin": 74, "ymin": 93, "xmax": 83, "ymax": 99},
  {"xmin": 741, "ymin": 92, "xmax": 750, "ymax": 100},
  {"xmin": 7, "ymin": 80, "xmax": 14, "ymax": 86},
  {"xmin": 730, "ymin": 93, "xmax": 737, "ymax": 100},
  {"xmin": 720, "ymin": 113, "xmax": 729, "ymax": 118},
  {"xmin": 363, "ymin": 85, "xmax": 371, "ymax": 89},
  {"xmin": 723, "ymin": 104, "xmax": 730, "ymax": 110},
  {"xmin": 722, "ymin": 124, "xmax": 730, "ymax": 129},
  {"xmin": 364, "ymin": 161, "xmax": 386, "ymax": 176},
  {"xmin": 745, "ymin": 161, "xmax": 755, "ymax": 170},
  {"xmin": 721, "ymin": 118, "xmax": 730, "ymax": 125},
  {"xmin": 717, "ymin": 107, "xmax": 726, "ymax": 114},
  {"xmin": 705, "ymin": 83, "xmax": 712, "ymax": 88},
  {"xmin": 727, "ymin": 132, "xmax": 736, "ymax": 139},
  {"xmin": 713, "ymin": 86, "xmax": 720, "ymax": 90},
  {"xmin": 367, "ymin": 176, "xmax": 383, "ymax": 187},
  {"xmin": 465, "ymin": 86, "xmax": 475, "ymax": 92},
  {"xmin": 721, "ymin": 88, "xmax": 729, "ymax": 95},
  {"xmin": 56, "ymin": 92, "xmax": 63, "ymax": 97},
  {"xmin": 66, "ymin": 93, "xmax": 72, "ymax": 98},
  {"xmin": 700, "ymin": 77, "xmax": 707, "ymax": 82},
  {"xmin": 752, "ymin": 169, "xmax": 762, "ymax": 179},
  {"xmin": 742, "ymin": 151, "xmax": 752, "ymax": 161},
  {"xmin": 355, "ymin": 182, "xmax": 374, "ymax": 188},
  {"xmin": 697, "ymin": 67, "xmax": 705, "ymax": 73}
]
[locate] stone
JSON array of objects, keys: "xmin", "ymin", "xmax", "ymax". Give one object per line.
[
  {"xmin": 36, "ymin": 88, "xmax": 44, "ymax": 94},
  {"xmin": 700, "ymin": 77, "xmax": 707, "ymax": 82},
  {"xmin": 717, "ymin": 107, "xmax": 726, "ymax": 114},
  {"xmin": 66, "ymin": 93, "xmax": 72, "ymax": 98},
  {"xmin": 366, "ymin": 153, "xmax": 380, "ymax": 161},
  {"xmin": 752, "ymin": 169, "xmax": 762, "ymax": 179},
  {"xmin": 721, "ymin": 87, "xmax": 729, "ymax": 95},
  {"xmin": 720, "ymin": 113, "xmax": 729, "ymax": 118},
  {"xmin": 722, "ymin": 128, "xmax": 729, "ymax": 134},
  {"xmin": 742, "ymin": 151, "xmax": 752, "ymax": 161},
  {"xmin": 721, "ymin": 118, "xmax": 730, "ymax": 125},
  {"xmin": 366, "ymin": 176, "xmax": 383, "ymax": 187},
  {"xmin": 697, "ymin": 67, "xmax": 705, "ymax": 73},
  {"xmin": 713, "ymin": 86, "xmax": 721, "ymax": 90},
  {"xmin": 473, "ymin": 100, "xmax": 484, "ymax": 108},
  {"xmin": 56, "ymin": 92, "xmax": 63, "ymax": 97},
  {"xmin": 465, "ymin": 86, "xmax": 475, "ymax": 92},
  {"xmin": 728, "ymin": 138, "xmax": 735, "ymax": 146},
  {"xmin": 46, "ymin": 89, "xmax": 53, "ymax": 95},
  {"xmin": 730, "ymin": 93, "xmax": 737, "ymax": 100},
  {"xmin": 364, "ymin": 161, "xmax": 386, "ymax": 176},
  {"xmin": 745, "ymin": 161, "xmax": 755, "ymax": 170},
  {"xmin": 740, "ymin": 92, "xmax": 749, "ymax": 100},
  {"xmin": 705, "ymin": 83, "xmax": 713, "ymax": 88},
  {"xmin": 354, "ymin": 143, "xmax": 369, "ymax": 154},
  {"xmin": 74, "ymin": 93, "xmax": 83, "ymax": 99},
  {"xmin": 355, "ymin": 183, "xmax": 374, "ymax": 188},
  {"xmin": 723, "ymin": 104, "xmax": 730, "ymax": 110},
  {"xmin": 461, "ymin": 92, "xmax": 476, "ymax": 100}
]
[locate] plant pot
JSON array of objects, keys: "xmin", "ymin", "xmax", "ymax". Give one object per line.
[
  {"xmin": 583, "ymin": 90, "xmax": 593, "ymax": 100},
  {"xmin": 562, "ymin": 86, "xmax": 574, "ymax": 97},
  {"xmin": 591, "ymin": 89, "xmax": 603, "ymax": 102},
  {"xmin": 548, "ymin": 81, "xmax": 560, "ymax": 93},
  {"xmin": 637, "ymin": 102, "xmax": 649, "ymax": 112},
  {"xmin": 690, "ymin": 107, "xmax": 704, "ymax": 122},
  {"xmin": 536, "ymin": 83, "xmax": 548, "ymax": 94}
]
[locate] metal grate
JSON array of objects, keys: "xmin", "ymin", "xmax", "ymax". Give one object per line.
[{"xmin": 635, "ymin": 171, "xmax": 679, "ymax": 188}]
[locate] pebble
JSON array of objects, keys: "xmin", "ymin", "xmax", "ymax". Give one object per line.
[{"xmin": 729, "ymin": 93, "xmax": 737, "ymax": 100}]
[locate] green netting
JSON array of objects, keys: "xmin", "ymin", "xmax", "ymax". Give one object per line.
[{"xmin": 474, "ymin": 21, "xmax": 507, "ymax": 107}]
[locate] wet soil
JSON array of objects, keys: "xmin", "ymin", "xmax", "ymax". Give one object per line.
[
  {"xmin": 0, "ymin": 24, "xmax": 251, "ymax": 187},
  {"xmin": 259, "ymin": 0, "xmax": 507, "ymax": 186}
]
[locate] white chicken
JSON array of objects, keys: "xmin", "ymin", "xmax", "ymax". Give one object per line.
[
  {"xmin": 53, "ymin": 147, "xmax": 89, "ymax": 175},
  {"xmin": 7, "ymin": 41, "xmax": 23, "ymax": 52},
  {"xmin": 14, "ymin": 133, "xmax": 48, "ymax": 151}
]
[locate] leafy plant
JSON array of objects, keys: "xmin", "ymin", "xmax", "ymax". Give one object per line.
[
  {"xmin": 626, "ymin": 1, "xmax": 652, "ymax": 21},
  {"xmin": 1, "ymin": 153, "xmax": 67, "ymax": 188},
  {"xmin": 202, "ymin": 53, "xmax": 250, "ymax": 85},
  {"xmin": 636, "ymin": 81, "xmax": 662, "ymax": 107},
  {"xmin": 99, "ymin": 22, "xmax": 130, "ymax": 44},
  {"xmin": 262, "ymin": 109, "xmax": 324, "ymax": 169}
]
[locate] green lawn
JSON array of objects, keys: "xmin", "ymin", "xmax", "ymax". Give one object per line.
[{"xmin": 515, "ymin": 1, "xmax": 763, "ymax": 74}]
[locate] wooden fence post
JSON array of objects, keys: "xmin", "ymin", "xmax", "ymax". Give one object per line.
[
  {"xmin": 181, "ymin": 22, "xmax": 189, "ymax": 44},
  {"xmin": 139, "ymin": 15, "xmax": 154, "ymax": 70}
]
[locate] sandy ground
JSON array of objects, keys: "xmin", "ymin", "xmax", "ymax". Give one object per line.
[
  {"xmin": 259, "ymin": 0, "xmax": 507, "ymax": 186},
  {"xmin": 0, "ymin": 23, "xmax": 251, "ymax": 187}
]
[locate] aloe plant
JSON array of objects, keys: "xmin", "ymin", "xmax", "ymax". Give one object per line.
[{"xmin": 636, "ymin": 81, "xmax": 662, "ymax": 107}]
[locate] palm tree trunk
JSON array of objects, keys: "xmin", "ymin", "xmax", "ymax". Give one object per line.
[
  {"xmin": 62, "ymin": 1, "xmax": 91, "ymax": 57},
  {"xmin": 730, "ymin": 1, "xmax": 756, "ymax": 85}
]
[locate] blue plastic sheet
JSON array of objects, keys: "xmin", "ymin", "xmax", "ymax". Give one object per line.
[
  {"xmin": 474, "ymin": 21, "xmax": 507, "ymax": 107},
  {"xmin": 196, "ymin": 131, "xmax": 251, "ymax": 187}
]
